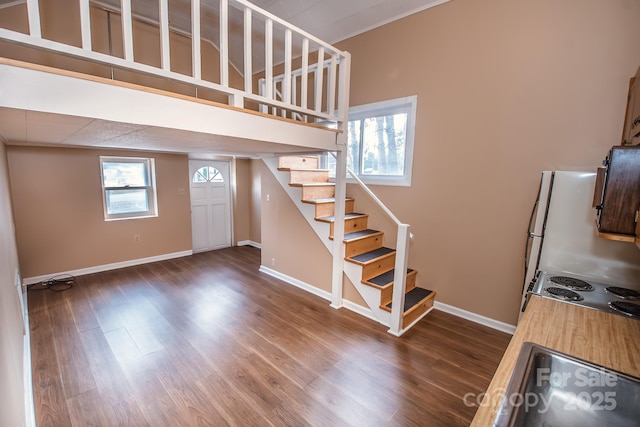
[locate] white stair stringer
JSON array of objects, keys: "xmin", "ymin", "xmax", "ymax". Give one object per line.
[
  {"xmin": 344, "ymin": 262, "xmax": 392, "ymax": 326},
  {"xmin": 262, "ymin": 155, "xmax": 391, "ymax": 327}
]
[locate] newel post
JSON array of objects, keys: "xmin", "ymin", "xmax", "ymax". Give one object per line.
[{"xmin": 389, "ymin": 224, "xmax": 410, "ymax": 336}]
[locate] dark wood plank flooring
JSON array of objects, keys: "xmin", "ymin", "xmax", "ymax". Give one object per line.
[{"xmin": 28, "ymin": 246, "xmax": 511, "ymax": 426}]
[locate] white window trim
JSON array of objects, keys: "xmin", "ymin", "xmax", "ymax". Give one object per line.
[
  {"xmin": 345, "ymin": 95, "xmax": 417, "ymax": 187},
  {"xmin": 100, "ymin": 156, "xmax": 158, "ymax": 221}
]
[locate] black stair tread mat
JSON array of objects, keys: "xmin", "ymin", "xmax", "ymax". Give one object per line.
[
  {"xmin": 366, "ymin": 268, "xmax": 415, "ymax": 286},
  {"xmin": 318, "ymin": 212, "xmax": 366, "ymax": 221},
  {"xmin": 349, "ymin": 247, "xmax": 394, "ymax": 262},
  {"xmin": 385, "ymin": 288, "xmax": 434, "ymax": 312},
  {"xmin": 304, "ymin": 197, "xmax": 354, "ymax": 203},
  {"xmin": 344, "ymin": 229, "xmax": 381, "ymax": 240}
]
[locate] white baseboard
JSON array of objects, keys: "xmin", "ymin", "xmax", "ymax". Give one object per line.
[
  {"xmin": 259, "ymin": 265, "xmax": 332, "ymax": 300},
  {"xmin": 434, "ymin": 301, "xmax": 516, "ymax": 335},
  {"xmin": 23, "ymin": 250, "xmax": 193, "ymax": 285},
  {"xmin": 258, "ymin": 265, "xmax": 380, "ymax": 323},
  {"xmin": 237, "ymin": 240, "xmax": 261, "ymax": 249}
]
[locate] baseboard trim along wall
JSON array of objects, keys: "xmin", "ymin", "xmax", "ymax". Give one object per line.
[
  {"xmin": 23, "ymin": 250, "xmax": 193, "ymax": 285},
  {"xmin": 258, "ymin": 265, "xmax": 381, "ymax": 324},
  {"xmin": 434, "ymin": 301, "xmax": 516, "ymax": 335},
  {"xmin": 260, "ymin": 265, "xmax": 517, "ymax": 335},
  {"xmin": 237, "ymin": 240, "xmax": 262, "ymax": 249}
]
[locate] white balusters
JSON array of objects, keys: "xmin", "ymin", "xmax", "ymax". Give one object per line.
[
  {"xmin": 314, "ymin": 47, "xmax": 324, "ymax": 113},
  {"xmin": 219, "ymin": 0, "xmax": 229, "ymax": 87},
  {"xmin": 191, "ymin": 0, "xmax": 202, "ymax": 79},
  {"xmin": 121, "ymin": 0, "xmax": 134, "ymax": 61},
  {"xmin": 79, "ymin": 0, "xmax": 92, "ymax": 50},
  {"xmin": 159, "ymin": 0, "xmax": 170, "ymax": 71},
  {"xmin": 243, "ymin": 7, "xmax": 252, "ymax": 93},
  {"xmin": 26, "ymin": 0, "xmax": 41, "ymax": 37}
]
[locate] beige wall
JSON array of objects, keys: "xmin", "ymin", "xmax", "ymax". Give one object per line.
[
  {"xmin": 332, "ymin": 0, "xmax": 640, "ymax": 324},
  {"xmin": 0, "ymin": 143, "xmax": 27, "ymax": 426},
  {"xmin": 7, "ymin": 146, "xmax": 192, "ymax": 279}
]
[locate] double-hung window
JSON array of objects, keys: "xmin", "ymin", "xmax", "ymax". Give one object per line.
[
  {"xmin": 329, "ymin": 95, "xmax": 417, "ymax": 186},
  {"xmin": 100, "ymin": 156, "xmax": 158, "ymax": 220}
]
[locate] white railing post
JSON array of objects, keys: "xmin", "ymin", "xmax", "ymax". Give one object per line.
[
  {"xmin": 327, "ymin": 53, "xmax": 337, "ymax": 116},
  {"xmin": 337, "ymin": 52, "xmax": 351, "ymax": 122},
  {"xmin": 159, "ymin": 0, "xmax": 170, "ymax": 71},
  {"xmin": 389, "ymin": 224, "xmax": 410, "ymax": 335},
  {"xmin": 79, "ymin": 0, "xmax": 92, "ymax": 50},
  {"xmin": 26, "ymin": 0, "xmax": 41, "ymax": 38},
  {"xmin": 301, "ymin": 38, "xmax": 309, "ymax": 115},
  {"xmin": 191, "ymin": 0, "xmax": 202, "ymax": 79},
  {"xmin": 283, "ymin": 28, "xmax": 292, "ymax": 106},
  {"xmin": 121, "ymin": 0, "xmax": 134, "ymax": 61},
  {"xmin": 243, "ymin": 7, "xmax": 252, "ymax": 93},
  {"xmin": 314, "ymin": 47, "xmax": 324, "ymax": 113},
  {"xmin": 331, "ymin": 146, "xmax": 347, "ymax": 309},
  {"xmin": 219, "ymin": 0, "xmax": 229, "ymax": 87},
  {"xmin": 264, "ymin": 18, "xmax": 273, "ymax": 101}
]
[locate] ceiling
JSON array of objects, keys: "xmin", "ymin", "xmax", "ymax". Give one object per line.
[{"xmin": 0, "ymin": 0, "xmax": 449, "ymax": 156}]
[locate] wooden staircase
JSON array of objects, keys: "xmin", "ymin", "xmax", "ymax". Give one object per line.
[{"xmin": 277, "ymin": 155, "xmax": 436, "ymax": 329}]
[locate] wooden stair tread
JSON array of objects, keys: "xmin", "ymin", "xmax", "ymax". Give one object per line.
[
  {"xmin": 344, "ymin": 229, "xmax": 382, "ymax": 241},
  {"xmin": 365, "ymin": 268, "xmax": 415, "ymax": 287},
  {"xmin": 384, "ymin": 288, "xmax": 435, "ymax": 313},
  {"xmin": 347, "ymin": 247, "xmax": 394, "ymax": 263},
  {"xmin": 289, "ymin": 182, "xmax": 335, "ymax": 187},
  {"xmin": 302, "ymin": 197, "xmax": 354, "ymax": 205},
  {"xmin": 317, "ymin": 212, "xmax": 366, "ymax": 223}
]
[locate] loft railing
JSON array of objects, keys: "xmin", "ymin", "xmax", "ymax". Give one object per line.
[{"xmin": 0, "ymin": 0, "xmax": 350, "ymax": 125}]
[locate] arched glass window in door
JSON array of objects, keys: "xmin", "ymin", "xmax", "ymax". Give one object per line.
[{"xmin": 193, "ymin": 166, "xmax": 224, "ymax": 183}]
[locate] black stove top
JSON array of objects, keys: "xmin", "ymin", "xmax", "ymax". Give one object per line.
[
  {"xmin": 608, "ymin": 301, "xmax": 640, "ymax": 318},
  {"xmin": 529, "ymin": 271, "xmax": 640, "ymax": 320},
  {"xmin": 606, "ymin": 286, "xmax": 640, "ymax": 300}
]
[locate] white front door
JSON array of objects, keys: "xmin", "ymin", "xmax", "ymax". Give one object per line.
[{"xmin": 189, "ymin": 160, "xmax": 232, "ymax": 252}]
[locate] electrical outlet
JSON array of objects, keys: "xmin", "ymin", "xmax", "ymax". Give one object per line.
[
  {"xmin": 271, "ymin": 258, "xmax": 276, "ymax": 266},
  {"xmin": 266, "ymin": 194, "xmax": 270, "ymax": 202},
  {"xmin": 134, "ymin": 235, "xmax": 141, "ymax": 243}
]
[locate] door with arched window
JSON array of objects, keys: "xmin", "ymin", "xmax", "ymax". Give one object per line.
[{"xmin": 189, "ymin": 160, "xmax": 232, "ymax": 252}]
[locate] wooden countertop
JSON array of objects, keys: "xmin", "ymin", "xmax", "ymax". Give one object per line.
[{"xmin": 471, "ymin": 295, "xmax": 640, "ymax": 426}]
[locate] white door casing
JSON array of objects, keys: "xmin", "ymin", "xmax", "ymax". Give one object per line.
[{"xmin": 189, "ymin": 160, "xmax": 232, "ymax": 252}]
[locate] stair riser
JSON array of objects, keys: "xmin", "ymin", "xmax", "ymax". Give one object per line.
[
  {"xmin": 329, "ymin": 216, "xmax": 368, "ymax": 238},
  {"xmin": 345, "ymin": 234, "xmax": 383, "ymax": 258},
  {"xmin": 278, "ymin": 156, "xmax": 319, "ymax": 170},
  {"xmin": 301, "ymin": 186, "xmax": 335, "ymax": 200},
  {"xmin": 315, "ymin": 199, "xmax": 355, "ymax": 218},
  {"xmin": 380, "ymin": 272, "xmax": 417, "ymax": 306},
  {"xmin": 361, "ymin": 254, "xmax": 396, "ymax": 281},
  {"xmin": 289, "ymin": 170, "xmax": 329, "ymax": 184},
  {"xmin": 402, "ymin": 293, "xmax": 436, "ymax": 328}
]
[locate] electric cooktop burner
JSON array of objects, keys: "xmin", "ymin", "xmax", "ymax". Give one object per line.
[
  {"xmin": 608, "ymin": 301, "xmax": 640, "ymax": 318},
  {"xmin": 605, "ymin": 286, "xmax": 640, "ymax": 300},
  {"xmin": 546, "ymin": 287, "xmax": 584, "ymax": 302},
  {"xmin": 549, "ymin": 276, "xmax": 594, "ymax": 291}
]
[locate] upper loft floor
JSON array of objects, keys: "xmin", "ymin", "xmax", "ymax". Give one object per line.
[{"xmin": 0, "ymin": 0, "xmax": 350, "ymax": 155}]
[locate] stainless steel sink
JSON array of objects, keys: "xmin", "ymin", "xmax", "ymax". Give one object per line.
[{"xmin": 493, "ymin": 342, "xmax": 640, "ymax": 426}]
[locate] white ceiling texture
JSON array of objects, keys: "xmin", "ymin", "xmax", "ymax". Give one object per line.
[{"xmin": 0, "ymin": 0, "xmax": 449, "ymax": 155}]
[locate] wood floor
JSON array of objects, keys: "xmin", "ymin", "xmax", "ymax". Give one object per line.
[{"xmin": 28, "ymin": 246, "xmax": 511, "ymax": 426}]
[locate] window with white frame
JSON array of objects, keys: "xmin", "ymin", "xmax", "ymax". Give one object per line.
[
  {"xmin": 100, "ymin": 156, "xmax": 158, "ymax": 220},
  {"xmin": 329, "ymin": 96, "xmax": 417, "ymax": 186}
]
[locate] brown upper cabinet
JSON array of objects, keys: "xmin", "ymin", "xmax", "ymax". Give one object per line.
[
  {"xmin": 593, "ymin": 146, "xmax": 640, "ymax": 248},
  {"xmin": 622, "ymin": 65, "xmax": 640, "ymax": 146}
]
